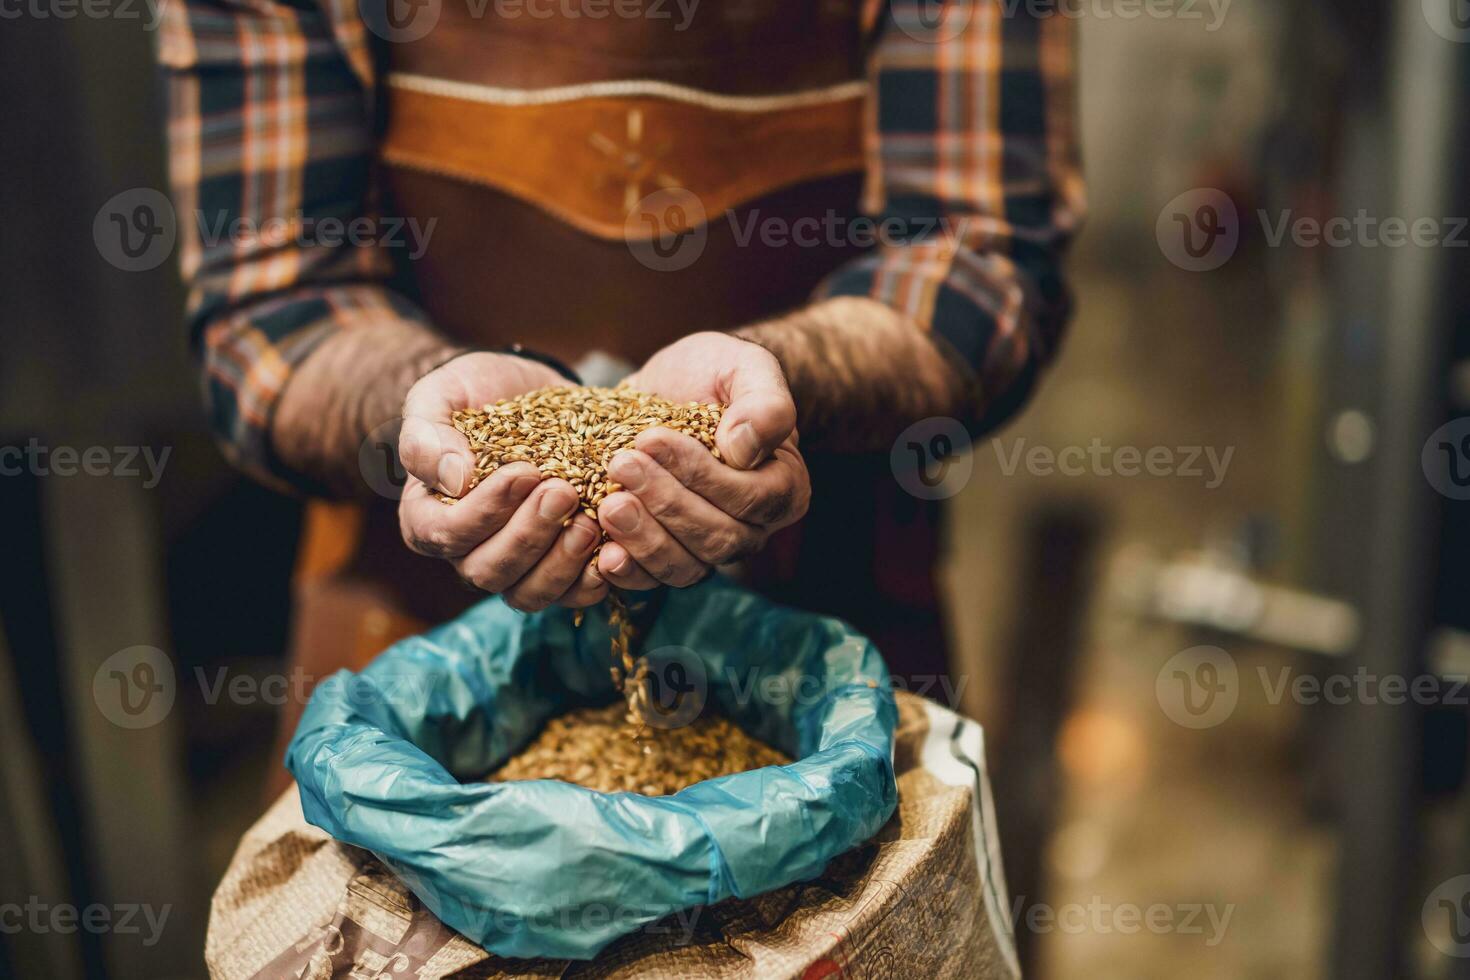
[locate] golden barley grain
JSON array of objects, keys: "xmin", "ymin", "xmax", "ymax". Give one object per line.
[
  {"xmin": 488, "ymin": 702, "xmax": 791, "ymax": 796},
  {"xmin": 448, "ymin": 385, "xmax": 721, "ymax": 520},
  {"xmin": 447, "ymin": 386, "xmax": 724, "ymax": 730}
]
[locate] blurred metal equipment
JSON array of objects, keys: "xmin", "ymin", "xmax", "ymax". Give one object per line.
[
  {"xmin": 989, "ymin": 504, "xmax": 1102, "ymax": 975},
  {"xmin": 1, "ymin": 4, "xmax": 206, "ymax": 975},
  {"xmin": 44, "ymin": 473, "xmax": 200, "ymax": 979},
  {"xmin": 1322, "ymin": 0, "xmax": 1468, "ymax": 975},
  {"xmin": 0, "ymin": 620, "xmax": 83, "ymax": 980},
  {"xmin": 1113, "ymin": 548, "xmax": 1361, "ymax": 656}
]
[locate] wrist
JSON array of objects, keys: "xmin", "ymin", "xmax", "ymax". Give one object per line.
[
  {"xmin": 735, "ymin": 297, "xmax": 968, "ymax": 453},
  {"xmin": 433, "ymin": 345, "xmax": 580, "ymax": 385},
  {"xmin": 496, "ymin": 343, "xmax": 581, "ymax": 384},
  {"xmin": 272, "ymin": 321, "xmax": 465, "ymax": 497}
]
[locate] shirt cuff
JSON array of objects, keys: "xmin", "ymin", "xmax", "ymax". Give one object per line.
[{"xmin": 196, "ymin": 286, "xmax": 433, "ymax": 492}]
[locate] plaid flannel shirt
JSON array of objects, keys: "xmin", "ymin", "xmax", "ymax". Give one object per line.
[{"xmin": 158, "ymin": 0, "xmax": 1084, "ymax": 487}]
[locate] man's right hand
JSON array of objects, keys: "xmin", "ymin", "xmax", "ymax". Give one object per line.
[{"xmin": 396, "ymin": 352, "xmax": 608, "ymax": 612}]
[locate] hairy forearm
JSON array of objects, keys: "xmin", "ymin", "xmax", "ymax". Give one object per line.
[
  {"xmin": 736, "ymin": 297, "xmax": 974, "ymax": 453},
  {"xmin": 271, "ymin": 321, "xmax": 463, "ymax": 496}
]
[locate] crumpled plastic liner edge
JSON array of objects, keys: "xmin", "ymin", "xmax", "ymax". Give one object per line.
[{"xmin": 287, "ymin": 576, "xmax": 898, "ymax": 961}]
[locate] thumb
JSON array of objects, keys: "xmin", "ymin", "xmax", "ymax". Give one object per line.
[
  {"xmin": 399, "ymin": 416, "xmax": 476, "ymax": 497},
  {"xmin": 717, "ymin": 348, "xmax": 796, "ymax": 470},
  {"xmin": 399, "ymin": 362, "xmax": 480, "ymax": 497}
]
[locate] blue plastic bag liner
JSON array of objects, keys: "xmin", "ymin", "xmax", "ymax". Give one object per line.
[{"xmin": 286, "ymin": 576, "xmax": 898, "ymax": 961}]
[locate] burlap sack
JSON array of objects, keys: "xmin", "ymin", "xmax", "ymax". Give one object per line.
[{"xmin": 206, "ymin": 692, "xmax": 1018, "ymax": 979}]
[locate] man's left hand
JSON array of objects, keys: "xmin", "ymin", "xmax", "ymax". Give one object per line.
[{"xmin": 598, "ymin": 332, "xmax": 811, "ymax": 589}]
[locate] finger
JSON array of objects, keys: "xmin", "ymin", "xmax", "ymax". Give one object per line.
[
  {"xmin": 399, "ymin": 462, "xmax": 542, "ymax": 558},
  {"xmin": 502, "ymin": 514, "xmax": 603, "ymax": 612},
  {"xmin": 598, "ymin": 492, "xmax": 708, "ymax": 588},
  {"xmin": 635, "ymin": 428, "xmax": 809, "ymax": 530},
  {"xmin": 400, "ymin": 359, "xmax": 492, "ymax": 496},
  {"xmin": 454, "ymin": 480, "xmax": 580, "ymax": 594},
  {"xmin": 716, "ymin": 342, "xmax": 796, "ymax": 469},
  {"xmin": 597, "ymin": 541, "xmax": 661, "ymax": 591},
  {"xmin": 606, "ymin": 449, "xmax": 764, "ymax": 565},
  {"xmin": 557, "ymin": 561, "xmax": 610, "ymax": 608},
  {"xmin": 399, "ymin": 415, "xmax": 478, "ymax": 497},
  {"xmin": 599, "ymin": 490, "xmax": 708, "ymax": 590}
]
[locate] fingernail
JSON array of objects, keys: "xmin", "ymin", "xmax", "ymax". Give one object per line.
[
  {"xmin": 604, "ymin": 499, "xmax": 641, "ymax": 533},
  {"xmin": 538, "ymin": 485, "xmax": 577, "ymax": 520},
  {"xmin": 609, "ymin": 451, "xmax": 647, "ymax": 492},
  {"xmin": 437, "ymin": 454, "xmax": 467, "ymax": 496},
  {"xmin": 510, "ymin": 473, "xmax": 542, "ymax": 498},
  {"xmin": 563, "ymin": 522, "xmax": 596, "ymax": 554},
  {"xmin": 399, "ymin": 425, "xmax": 422, "ymax": 463},
  {"xmin": 729, "ymin": 422, "xmax": 762, "ymax": 469}
]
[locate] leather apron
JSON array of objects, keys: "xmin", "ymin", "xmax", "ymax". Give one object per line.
[{"xmin": 271, "ymin": 0, "xmax": 949, "ymax": 795}]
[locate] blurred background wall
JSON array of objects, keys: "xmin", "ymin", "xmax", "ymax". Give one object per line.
[{"xmin": 2, "ymin": 0, "xmax": 1468, "ymax": 977}]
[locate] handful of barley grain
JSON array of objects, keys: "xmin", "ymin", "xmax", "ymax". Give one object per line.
[
  {"xmin": 449, "ymin": 386, "xmax": 721, "ymax": 515},
  {"xmin": 448, "ymin": 386, "xmax": 724, "ymax": 731}
]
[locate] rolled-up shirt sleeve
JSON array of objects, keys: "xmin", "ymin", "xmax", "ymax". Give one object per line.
[
  {"xmin": 822, "ymin": 0, "xmax": 1086, "ymax": 433},
  {"xmin": 158, "ymin": 0, "xmax": 436, "ymax": 487}
]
